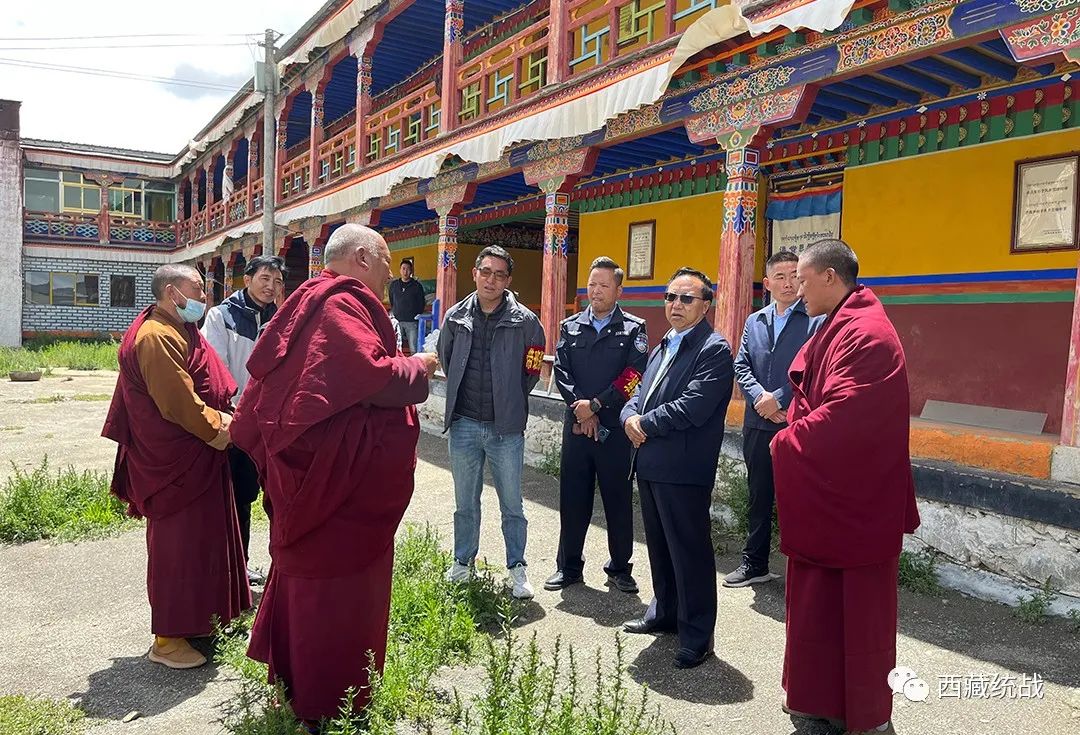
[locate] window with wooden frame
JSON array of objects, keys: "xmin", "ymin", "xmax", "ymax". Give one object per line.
[
  {"xmin": 23, "ymin": 271, "xmax": 99, "ymax": 306},
  {"xmin": 24, "ymin": 168, "xmax": 61, "ymax": 213},
  {"xmin": 61, "ymin": 172, "xmax": 102, "ymax": 214}
]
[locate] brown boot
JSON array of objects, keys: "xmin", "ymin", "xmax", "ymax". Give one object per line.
[{"xmin": 147, "ymin": 637, "xmax": 207, "ymax": 669}]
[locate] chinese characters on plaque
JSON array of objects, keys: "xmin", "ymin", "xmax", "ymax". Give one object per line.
[
  {"xmin": 1013, "ymin": 154, "xmax": 1080, "ymax": 253},
  {"xmin": 627, "ymin": 220, "xmax": 655, "ymax": 280}
]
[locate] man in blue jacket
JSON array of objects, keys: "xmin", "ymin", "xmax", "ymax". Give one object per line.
[
  {"xmin": 724, "ymin": 250, "xmax": 824, "ymax": 588},
  {"xmin": 201, "ymin": 254, "xmax": 285, "ymax": 585},
  {"xmin": 620, "ymin": 267, "xmax": 734, "ymax": 669}
]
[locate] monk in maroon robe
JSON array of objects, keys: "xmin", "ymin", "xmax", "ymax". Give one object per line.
[
  {"xmin": 231, "ymin": 225, "xmax": 437, "ymax": 724},
  {"xmin": 771, "ymin": 240, "xmax": 919, "ymax": 735},
  {"xmin": 103, "ymin": 264, "xmax": 251, "ymax": 669}
]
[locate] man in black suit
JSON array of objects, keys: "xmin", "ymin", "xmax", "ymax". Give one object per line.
[{"xmin": 620, "ymin": 267, "xmax": 735, "ymax": 669}]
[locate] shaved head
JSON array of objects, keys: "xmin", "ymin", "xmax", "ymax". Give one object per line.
[
  {"xmin": 151, "ymin": 264, "xmax": 201, "ymax": 299},
  {"xmin": 324, "ymin": 224, "xmax": 384, "ymax": 264},
  {"xmin": 800, "ymin": 239, "xmax": 859, "ymax": 286},
  {"xmin": 323, "ymin": 223, "xmax": 393, "ymax": 295}
]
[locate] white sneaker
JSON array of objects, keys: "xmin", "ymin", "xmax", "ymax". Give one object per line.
[
  {"xmin": 446, "ymin": 561, "xmax": 473, "ymax": 583},
  {"xmin": 506, "ymin": 564, "xmax": 534, "ymax": 599}
]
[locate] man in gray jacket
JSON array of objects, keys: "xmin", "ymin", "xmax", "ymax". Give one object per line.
[{"xmin": 437, "ymin": 245, "xmax": 546, "ymax": 599}]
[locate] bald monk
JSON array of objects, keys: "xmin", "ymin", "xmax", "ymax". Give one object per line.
[
  {"xmin": 102, "ymin": 264, "xmax": 251, "ymax": 669},
  {"xmin": 231, "ymin": 224, "xmax": 438, "ymax": 724},
  {"xmin": 771, "ymin": 239, "xmax": 919, "ymax": 735}
]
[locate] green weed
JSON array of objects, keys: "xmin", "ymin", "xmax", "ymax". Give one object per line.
[
  {"xmin": 535, "ymin": 442, "xmax": 561, "ymax": 478},
  {"xmin": 898, "ymin": 550, "xmax": 940, "ymax": 595},
  {"xmin": 0, "ymin": 694, "xmax": 87, "ymax": 735},
  {"xmin": 1016, "ymin": 579, "xmax": 1058, "ymax": 625}
]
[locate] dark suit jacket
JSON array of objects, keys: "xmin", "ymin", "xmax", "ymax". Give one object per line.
[
  {"xmin": 620, "ymin": 319, "xmax": 734, "ymax": 487},
  {"xmin": 734, "ymin": 300, "xmax": 824, "ymax": 432}
]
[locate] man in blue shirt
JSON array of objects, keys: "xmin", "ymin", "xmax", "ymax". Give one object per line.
[{"xmin": 724, "ymin": 250, "xmax": 823, "ymax": 587}]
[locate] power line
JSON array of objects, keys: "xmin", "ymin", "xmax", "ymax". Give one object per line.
[
  {"xmin": 0, "ymin": 58, "xmax": 246, "ymax": 91},
  {"xmin": 0, "ymin": 42, "xmax": 255, "ymax": 50},
  {"xmin": 0, "ymin": 33, "xmax": 261, "ymax": 41}
]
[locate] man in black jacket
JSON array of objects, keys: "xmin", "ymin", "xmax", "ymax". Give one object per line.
[
  {"xmin": 620, "ymin": 267, "xmax": 734, "ymax": 669},
  {"xmin": 724, "ymin": 250, "xmax": 824, "ymax": 588},
  {"xmin": 388, "ymin": 258, "xmax": 426, "ymax": 353}
]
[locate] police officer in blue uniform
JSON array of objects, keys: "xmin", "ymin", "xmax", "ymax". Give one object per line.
[{"xmin": 546, "ymin": 256, "xmax": 649, "ymax": 593}]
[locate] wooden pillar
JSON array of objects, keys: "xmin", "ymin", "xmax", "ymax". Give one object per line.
[
  {"xmin": 540, "ymin": 189, "xmax": 572, "ymax": 356},
  {"xmin": 355, "ymin": 52, "xmax": 373, "ymax": 166},
  {"xmin": 1062, "ymin": 269, "xmax": 1080, "ymax": 445},
  {"xmin": 435, "ymin": 208, "xmax": 461, "ymax": 321},
  {"xmin": 714, "ymin": 146, "xmax": 760, "ymax": 347},
  {"xmin": 547, "ymin": 0, "xmax": 568, "ymax": 85},
  {"xmin": 440, "ymin": 0, "xmax": 463, "ymax": 134},
  {"xmin": 275, "ymin": 110, "xmax": 288, "ymax": 203},
  {"xmin": 308, "ymin": 85, "xmax": 325, "ymax": 189},
  {"xmin": 247, "ymin": 133, "xmax": 259, "ymax": 214},
  {"xmin": 304, "ymin": 226, "xmax": 325, "ymax": 281}
]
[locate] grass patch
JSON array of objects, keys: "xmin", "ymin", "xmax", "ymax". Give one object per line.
[
  {"xmin": 0, "ymin": 340, "xmax": 119, "ymax": 375},
  {"xmin": 21, "ymin": 394, "xmax": 112, "ymax": 405},
  {"xmin": 451, "ymin": 625, "xmax": 675, "ymax": 735},
  {"xmin": 217, "ymin": 525, "xmax": 505, "ymax": 735},
  {"xmin": 713, "ymin": 457, "xmax": 779, "ymax": 552},
  {"xmin": 0, "ymin": 694, "xmax": 87, "ymax": 735},
  {"xmin": 0, "ymin": 459, "xmax": 136, "ymax": 544},
  {"xmin": 72, "ymin": 393, "xmax": 112, "ymax": 402},
  {"xmin": 1015, "ymin": 579, "xmax": 1058, "ymax": 625},
  {"xmin": 898, "ymin": 550, "xmax": 940, "ymax": 595},
  {"xmin": 535, "ymin": 442, "xmax": 561, "ymax": 478}
]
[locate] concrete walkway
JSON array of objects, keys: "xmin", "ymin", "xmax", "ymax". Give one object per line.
[{"xmin": 1, "ymin": 372, "xmax": 1078, "ymax": 734}]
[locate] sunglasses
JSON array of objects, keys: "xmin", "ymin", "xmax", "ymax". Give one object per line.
[
  {"xmin": 477, "ymin": 267, "xmax": 510, "ymax": 282},
  {"xmin": 664, "ymin": 292, "xmax": 705, "ymax": 304}
]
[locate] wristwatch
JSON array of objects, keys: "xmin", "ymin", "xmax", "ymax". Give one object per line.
[{"xmin": 589, "ymin": 397, "xmax": 602, "ymax": 414}]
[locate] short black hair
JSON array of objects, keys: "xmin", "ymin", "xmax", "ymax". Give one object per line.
[
  {"xmin": 476, "ymin": 245, "xmax": 514, "ymax": 275},
  {"xmin": 801, "ymin": 239, "xmax": 859, "ymax": 286},
  {"xmin": 765, "ymin": 250, "xmax": 799, "ymax": 270},
  {"xmin": 245, "ymin": 254, "xmax": 287, "ymax": 278},
  {"xmin": 151, "ymin": 264, "xmax": 200, "ymax": 299},
  {"xmin": 400, "ymin": 257, "xmax": 414, "ymax": 270},
  {"xmin": 670, "ymin": 266, "xmax": 714, "ymax": 302},
  {"xmin": 589, "ymin": 256, "xmax": 624, "ymax": 286}
]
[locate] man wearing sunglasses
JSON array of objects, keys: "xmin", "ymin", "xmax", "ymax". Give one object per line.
[
  {"xmin": 620, "ymin": 267, "xmax": 734, "ymax": 669},
  {"xmin": 438, "ymin": 245, "xmax": 546, "ymax": 600}
]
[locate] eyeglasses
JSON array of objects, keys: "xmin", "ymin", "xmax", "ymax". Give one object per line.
[
  {"xmin": 477, "ymin": 267, "xmax": 510, "ymax": 282},
  {"xmin": 664, "ymin": 292, "xmax": 706, "ymax": 304}
]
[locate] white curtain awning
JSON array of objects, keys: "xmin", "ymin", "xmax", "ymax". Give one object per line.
[
  {"xmin": 656, "ymin": 0, "xmax": 857, "ymax": 94},
  {"xmin": 278, "ymin": 0, "xmax": 382, "ymax": 73},
  {"xmin": 175, "ymin": 92, "xmax": 265, "ymax": 173}
]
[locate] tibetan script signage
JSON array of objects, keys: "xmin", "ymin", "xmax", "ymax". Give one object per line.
[
  {"xmin": 627, "ymin": 220, "xmax": 655, "ymax": 280},
  {"xmin": 772, "ymin": 213, "xmax": 841, "ymax": 256},
  {"xmin": 1012, "ymin": 154, "xmax": 1080, "ymax": 253}
]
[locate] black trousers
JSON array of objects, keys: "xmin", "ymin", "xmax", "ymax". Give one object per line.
[
  {"xmin": 556, "ymin": 425, "xmax": 634, "ymax": 576},
  {"xmin": 638, "ymin": 479, "xmax": 716, "ymax": 653},
  {"xmin": 742, "ymin": 427, "xmax": 778, "ymax": 570},
  {"xmin": 227, "ymin": 446, "xmax": 261, "ymax": 560}
]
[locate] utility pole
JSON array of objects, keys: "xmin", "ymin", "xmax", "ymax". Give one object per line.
[{"xmin": 259, "ymin": 28, "xmax": 278, "ymax": 256}]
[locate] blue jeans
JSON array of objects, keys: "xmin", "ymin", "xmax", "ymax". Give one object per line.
[
  {"xmin": 399, "ymin": 320, "xmax": 419, "ymax": 354},
  {"xmin": 448, "ymin": 417, "xmax": 527, "ymax": 569}
]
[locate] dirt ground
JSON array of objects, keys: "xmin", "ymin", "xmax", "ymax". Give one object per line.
[{"xmin": 1, "ymin": 370, "xmax": 1078, "ymax": 735}]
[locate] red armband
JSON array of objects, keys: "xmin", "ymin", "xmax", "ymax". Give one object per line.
[
  {"xmin": 524, "ymin": 345, "xmax": 545, "ymax": 376},
  {"xmin": 613, "ymin": 367, "xmax": 642, "ymax": 399}
]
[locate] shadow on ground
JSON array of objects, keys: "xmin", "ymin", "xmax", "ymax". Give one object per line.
[
  {"xmin": 70, "ymin": 638, "xmax": 219, "ymax": 720},
  {"xmin": 628, "ymin": 636, "xmax": 753, "ymax": 705},
  {"xmin": 418, "ymin": 432, "xmax": 1080, "ymax": 689}
]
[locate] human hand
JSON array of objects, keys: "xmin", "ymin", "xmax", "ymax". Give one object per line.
[
  {"xmin": 580, "ymin": 414, "xmax": 600, "ymax": 440},
  {"xmin": 624, "ymin": 414, "xmax": 647, "ymax": 447},
  {"xmin": 768, "ymin": 409, "xmax": 787, "ymax": 424},
  {"xmin": 415, "ymin": 352, "xmax": 439, "ymax": 377},
  {"xmin": 755, "ymin": 392, "xmax": 780, "ymax": 418},
  {"xmin": 572, "ymin": 399, "xmax": 595, "ymax": 422}
]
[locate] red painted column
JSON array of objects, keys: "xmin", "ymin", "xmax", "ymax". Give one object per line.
[
  {"xmin": 435, "ymin": 208, "xmax": 461, "ymax": 323},
  {"xmin": 355, "ymin": 52, "xmax": 372, "ymax": 168},
  {"xmin": 540, "ymin": 189, "xmax": 572, "ymax": 356},
  {"xmin": 308, "ymin": 86, "xmax": 325, "ymax": 190},
  {"xmin": 247, "ymin": 134, "xmax": 259, "ymax": 215},
  {"xmin": 440, "ymin": 0, "xmax": 463, "ymax": 134},
  {"xmin": 275, "ymin": 112, "xmax": 288, "ymax": 204},
  {"xmin": 714, "ymin": 146, "xmax": 760, "ymax": 346},
  {"xmin": 547, "ymin": 0, "xmax": 568, "ymax": 85}
]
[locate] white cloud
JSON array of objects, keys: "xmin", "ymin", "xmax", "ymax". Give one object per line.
[{"xmin": 0, "ymin": 0, "xmax": 324, "ymax": 154}]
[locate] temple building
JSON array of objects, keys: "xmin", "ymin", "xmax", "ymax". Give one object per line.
[{"xmin": 3, "ymin": 0, "xmax": 1080, "ymax": 600}]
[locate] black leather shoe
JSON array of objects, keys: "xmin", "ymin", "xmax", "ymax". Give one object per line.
[
  {"xmin": 623, "ymin": 618, "xmax": 676, "ymax": 635},
  {"xmin": 606, "ymin": 571, "xmax": 639, "ymax": 594},
  {"xmin": 673, "ymin": 647, "xmax": 714, "ymax": 669},
  {"xmin": 543, "ymin": 570, "xmax": 584, "ymax": 591}
]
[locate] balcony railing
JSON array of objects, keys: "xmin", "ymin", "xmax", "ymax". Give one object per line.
[
  {"xmin": 280, "ymin": 151, "xmax": 311, "ymax": 201},
  {"xmin": 457, "ymin": 18, "xmax": 548, "ymax": 122},
  {"xmin": 24, "ymin": 208, "xmax": 177, "ymax": 247},
  {"xmin": 178, "ymin": 0, "xmax": 726, "ymax": 246}
]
